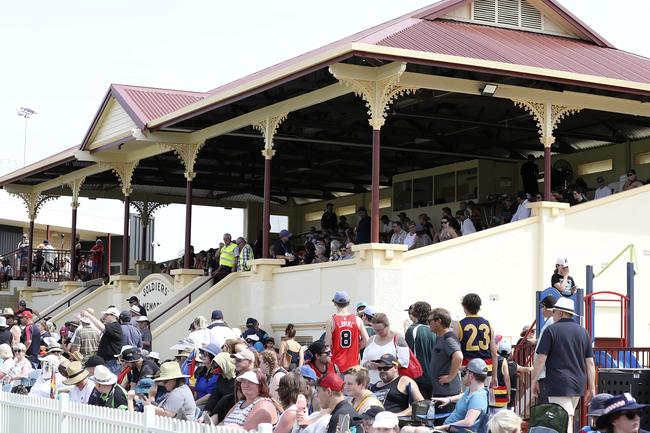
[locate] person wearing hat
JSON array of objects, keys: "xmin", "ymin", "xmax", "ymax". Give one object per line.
[
  {"xmin": 71, "ymin": 313, "xmax": 101, "ymax": 362},
  {"xmin": 126, "ymin": 296, "xmax": 147, "ymax": 316},
  {"xmin": 207, "ymin": 309, "xmax": 236, "ymax": 348},
  {"xmin": 80, "ymin": 307, "xmax": 123, "ymax": 373},
  {"xmin": 431, "ymin": 358, "xmax": 489, "ymax": 432},
  {"xmin": 119, "ymin": 310, "xmax": 142, "ymax": 349},
  {"xmin": 145, "ymin": 361, "xmax": 196, "ymax": 420},
  {"xmin": 0, "ymin": 316, "xmax": 11, "ymax": 346},
  {"xmin": 372, "ymin": 410, "xmax": 400, "ymax": 433},
  {"xmin": 578, "ymin": 393, "xmax": 615, "ymax": 433},
  {"xmin": 306, "ymin": 341, "xmax": 337, "ymax": 379},
  {"xmin": 316, "ymin": 373, "xmax": 359, "ymax": 433},
  {"xmin": 352, "ymin": 405, "xmax": 384, "ymax": 433},
  {"xmin": 29, "ymin": 354, "xmax": 65, "ymax": 399},
  {"xmin": 120, "ymin": 347, "xmax": 160, "ymax": 390},
  {"xmin": 147, "ymin": 351, "xmax": 160, "ymax": 366},
  {"xmin": 88, "ymin": 364, "xmax": 128, "ymax": 409},
  {"xmin": 242, "ymin": 317, "xmax": 270, "ymax": 344},
  {"xmin": 325, "ymin": 290, "xmax": 369, "ymax": 374},
  {"xmin": 17, "ymin": 310, "xmax": 41, "ymax": 366},
  {"xmin": 532, "ymin": 296, "xmax": 595, "ymax": 433},
  {"xmin": 63, "ymin": 361, "xmax": 95, "ymax": 403},
  {"xmin": 532, "ymin": 295, "xmax": 557, "ymax": 404},
  {"xmin": 219, "ymin": 369, "xmax": 277, "ymax": 428},
  {"xmin": 496, "ymin": 339, "xmax": 532, "ymax": 411},
  {"xmin": 84, "ymin": 355, "xmax": 105, "ymax": 376},
  {"xmin": 3, "ymin": 308, "xmax": 21, "ymax": 347},
  {"xmin": 194, "ymin": 343, "xmax": 223, "ymax": 405},
  {"xmin": 272, "ymin": 230, "xmax": 298, "ymax": 267},
  {"xmin": 369, "ymin": 353, "xmax": 424, "ymax": 417},
  {"xmin": 596, "ymin": 393, "xmax": 649, "ymax": 433},
  {"xmin": 552, "ymin": 257, "xmax": 577, "ymax": 296},
  {"xmin": 202, "ymin": 352, "xmax": 238, "ymax": 424},
  {"xmin": 245, "ymin": 333, "xmax": 264, "ymax": 352},
  {"xmin": 136, "ymin": 316, "xmax": 152, "ymax": 352}
]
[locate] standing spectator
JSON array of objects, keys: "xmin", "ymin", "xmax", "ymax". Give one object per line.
[
  {"xmin": 405, "ymin": 302, "xmax": 436, "ymax": 399},
  {"xmin": 361, "ymin": 313, "xmax": 409, "ymax": 386},
  {"xmin": 552, "ymin": 257, "xmax": 576, "ymax": 296},
  {"xmin": 338, "ymin": 216, "xmax": 350, "ymax": 233},
  {"xmin": 278, "ymin": 324, "xmax": 304, "ymax": 371},
  {"xmin": 403, "ymin": 223, "xmax": 418, "ymax": 250},
  {"xmin": 242, "ymin": 317, "xmax": 269, "ymax": 342},
  {"xmin": 127, "ymin": 296, "xmax": 147, "ymax": 316},
  {"xmin": 42, "ymin": 239, "xmax": 55, "ymax": 273},
  {"xmin": 390, "ymin": 222, "xmax": 407, "ymax": 245},
  {"xmin": 356, "ymin": 207, "xmax": 371, "ymax": 244},
  {"xmin": 119, "ymin": 311, "xmax": 142, "ymax": 349},
  {"xmin": 533, "ymin": 295, "xmax": 556, "ymax": 404},
  {"xmin": 510, "ymin": 191, "xmax": 531, "ymax": 222},
  {"xmin": 236, "ymin": 237, "xmax": 254, "ymax": 272},
  {"xmin": 623, "ymin": 169, "xmax": 643, "ymax": 191},
  {"xmin": 18, "ymin": 311, "xmax": 40, "ymax": 366},
  {"xmin": 397, "ymin": 212, "xmax": 412, "ymax": 227},
  {"xmin": 428, "ymin": 308, "xmax": 463, "ymax": 402},
  {"xmin": 321, "ymin": 203, "xmax": 338, "ymax": 234},
  {"xmin": 0, "ymin": 317, "xmax": 11, "ymax": 346},
  {"xmin": 325, "ymin": 291, "xmax": 369, "ymax": 374},
  {"xmin": 136, "ymin": 316, "xmax": 152, "ymax": 352},
  {"xmin": 81, "ymin": 307, "xmax": 123, "ymax": 374},
  {"xmin": 369, "ymin": 354, "xmax": 424, "ymax": 416},
  {"xmin": 16, "ymin": 300, "xmax": 33, "ymax": 315},
  {"xmin": 457, "ymin": 293, "xmax": 498, "ymax": 386},
  {"xmin": 90, "ymin": 240, "xmax": 104, "ymax": 277},
  {"xmin": 594, "ymin": 176, "xmax": 612, "ymax": 200},
  {"xmin": 71, "ymin": 315, "xmax": 101, "ymax": 361},
  {"xmin": 532, "ymin": 297, "xmax": 595, "ymax": 433},
  {"xmin": 3, "ymin": 309, "xmax": 21, "ymax": 347},
  {"xmin": 521, "ymin": 155, "xmax": 540, "ymax": 196},
  {"xmin": 207, "ymin": 309, "xmax": 235, "ymax": 348},
  {"xmin": 456, "ymin": 211, "xmax": 476, "ymax": 236},
  {"xmin": 16, "ymin": 234, "xmax": 29, "ymax": 278},
  {"xmin": 0, "ymin": 259, "xmax": 13, "ymax": 287},
  {"xmin": 214, "ymin": 233, "xmax": 238, "ymax": 279},
  {"xmin": 272, "ymin": 230, "xmax": 298, "ymax": 267}
]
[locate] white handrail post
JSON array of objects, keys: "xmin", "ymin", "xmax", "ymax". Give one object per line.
[
  {"xmin": 59, "ymin": 393, "xmax": 69, "ymax": 433},
  {"xmin": 144, "ymin": 404, "xmax": 155, "ymax": 433}
]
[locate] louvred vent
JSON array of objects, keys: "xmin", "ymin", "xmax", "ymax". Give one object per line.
[{"xmin": 471, "ymin": 0, "xmax": 543, "ymax": 31}]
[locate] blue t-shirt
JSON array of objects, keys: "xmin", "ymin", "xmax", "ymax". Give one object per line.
[
  {"xmin": 194, "ymin": 370, "xmax": 219, "ymax": 399},
  {"xmin": 445, "ymin": 387, "xmax": 488, "ymax": 431}
]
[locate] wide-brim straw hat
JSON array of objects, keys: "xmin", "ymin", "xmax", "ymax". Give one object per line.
[
  {"xmin": 63, "ymin": 361, "xmax": 89, "ymax": 385},
  {"xmin": 90, "ymin": 365, "xmax": 117, "ymax": 386},
  {"xmin": 155, "ymin": 361, "xmax": 189, "ymax": 382}
]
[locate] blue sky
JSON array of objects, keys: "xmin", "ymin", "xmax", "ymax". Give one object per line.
[{"xmin": 0, "ymin": 0, "xmax": 647, "ymax": 260}]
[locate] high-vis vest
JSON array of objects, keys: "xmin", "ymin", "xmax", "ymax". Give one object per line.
[{"xmin": 219, "ymin": 243, "xmax": 238, "ymax": 268}]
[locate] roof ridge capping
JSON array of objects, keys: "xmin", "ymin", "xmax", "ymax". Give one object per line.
[{"xmin": 412, "ymin": 0, "xmax": 614, "ymax": 48}]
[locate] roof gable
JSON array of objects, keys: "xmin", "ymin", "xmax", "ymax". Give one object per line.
[{"xmin": 84, "ymin": 97, "xmax": 137, "ymax": 151}]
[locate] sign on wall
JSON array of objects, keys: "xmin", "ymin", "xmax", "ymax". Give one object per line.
[{"xmin": 135, "ymin": 274, "xmax": 175, "ymax": 314}]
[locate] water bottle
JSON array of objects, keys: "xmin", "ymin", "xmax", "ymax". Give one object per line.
[{"xmin": 427, "ymin": 401, "xmax": 436, "ymax": 427}]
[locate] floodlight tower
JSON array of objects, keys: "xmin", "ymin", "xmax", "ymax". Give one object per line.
[{"xmin": 17, "ymin": 107, "xmax": 37, "ymax": 167}]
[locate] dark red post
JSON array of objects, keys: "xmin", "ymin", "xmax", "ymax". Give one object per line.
[
  {"xmin": 544, "ymin": 146, "xmax": 552, "ymax": 201},
  {"xmin": 371, "ymin": 129, "xmax": 381, "ymax": 243},
  {"xmin": 26, "ymin": 219, "xmax": 34, "ymax": 286},
  {"xmin": 184, "ymin": 179, "xmax": 193, "ymax": 268},
  {"xmin": 70, "ymin": 206, "xmax": 77, "ymax": 280},
  {"xmin": 107, "ymin": 233, "xmax": 112, "ymax": 275},
  {"xmin": 262, "ymin": 157, "xmax": 272, "ymax": 258},
  {"xmin": 141, "ymin": 222, "xmax": 148, "ymax": 261},
  {"xmin": 122, "ymin": 195, "xmax": 130, "ymax": 275}
]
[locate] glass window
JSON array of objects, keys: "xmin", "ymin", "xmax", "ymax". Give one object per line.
[
  {"xmin": 412, "ymin": 177, "xmax": 433, "ymax": 208},
  {"xmin": 434, "ymin": 173, "xmax": 456, "ymax": 205},
  {"xmin": 456, "ymin": 168, "xmax": 478, "ymax": 201},
  {"xmin": 393, "ymin": 180, "xmax": 412, "ymax": 211},
  {"xmin": 270, "ymin": 215, "xmax": 289, "ymax": 233}
]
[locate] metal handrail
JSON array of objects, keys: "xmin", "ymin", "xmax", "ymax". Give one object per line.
[
  {"xmin": 149, "ymin": 273, "xmax": 217, "ymax": 325},
  {"xmin": 0, "ymin": 246, "xmax": 101, "ymax": 282},
  {"xmin": 33, "ymin": 278, "xmax": 103, "ymax": 323}
]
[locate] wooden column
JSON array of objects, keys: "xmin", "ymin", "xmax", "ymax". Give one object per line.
[
  {"xmin": 26, "ymin": 219, "xmax": 34, "ymax": 287},
  {"xmin": 70, "ymin": 205, "xmax": 78, "ymax": 280},
  {"xmin": 122, "ymin": 195, "xmax": 130, "ymax": 275},
  {"xmin": 371, "ymin": 129, "xmax": 381, "ymax": 243},
  {"xmin": 544, "ymin": 146, "xmax": 552, "ymax": 201},
  {"xmin": 184, "ymin": 179, "xmax": 193, "ymax": 268},
  {"xmin": 262, "ymin": 157, "xmax": 272, "ymax": 258}
]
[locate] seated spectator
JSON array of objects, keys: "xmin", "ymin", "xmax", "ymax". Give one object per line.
[
  {"xmin": 500, "ymin": 196, "xmax": 516, "ymax": 224},
  {"xmin": 595, "ymin": 393, "xmax": 648, "ymax": 433},
  {"xmin": 594, "ymin": 177, "xmax": 612, "ymax": 200},
  {"xmin": 275, "ymin": 372, "xmax": 309, "ymax": 433},
  {"xmin": 29, "ymin": 355, "xmax": 65, "ymax": 398},
  {"xmin": 361, "ymin": 313, "xmax": 410, "ymax": 385},
  {"xmin": 88, "ymin": 364, "xmax": 128, "ymax": 409},
  {"xmin": 303, "ymin": 242, "xmax": 316, "ymax": 265},
  {"xmin": 63, "ymin": 361, "xmax": 95, "ymax": 404},
  {"xmin": 329, "ymin": 240, "xmax": 343, "ymax": 261},
  {"xmin": 418, "ymin": 214, "xmax": 436, "ymax": 241},
  {"xmin": 488, "ymin": 410, "xmax": 523, "ymax": 433},
  {"xmin": 313, "ymin": 244, "xmax": 328, "ymax": 263},
  {"xmin": 373, "ymin": 411, "xmax": 400, "ymax": 433},
  {"xmin": 3, "ymin": 343, "xmax": 32, "ymax": 386},
  {"xmin": 150, "ymin": 361, "xmax": 196, "ymax": 420},
  {"xmin": 370, "ymin": 354, "xmax": 424, "ymax": 417},
  {"xmin": 337, "ymin": 216, "xmax": 349, "ymax": 232},
  {"xmin": 414, "ymin": 225, "xmax": 432, "ymax": 249},
  {"xmin": 202, "ymin": 352, "xmax": 237, "ymax": 424},
  {"xmin": 273, "ymin": 230, "xmax": 299, "ymax": 267},
  {"xmin": 353, "ymin": 406, "xmax": 383, "ymax": 433},
  {"xmin": 259, "ymin": 349, "xmax": 286, "ymax": 401},
  {"xmin": 510, "ymin": 191, "xmax": 531, "ymax": 222},
  {"xmin": 221, "ymin": 369, "xmax": 279, "ymax": 429},
  {"xmin": 572, "ymin": 188, "xmax": 589, "ymax": 204},
  {"xmin": 193, "ymin": 344, "xmax": 222, "ymax": 406},
  {"xmin": 0, "ymin": 344, "xmax": 13, "ymax": 370},
  {"xmin": 403, "ymin": 223, "xmax": 418, "ymax": 250},
  {"xmin": 84, "ymin": 355, "xmax": 105, "ymax": 376},
  {"xmin": 381, "ymin": 215, "xmax": 393, "ymax": 242},
  {"xmin": 390, "ymin": 222, "xmax": 407, "ymax": 245},
  {"xmin": 436, "ymin": 217, "xmax": 458, "ymax": 242},
  {"xmin": 623, "ymin": 169, "xmax": 643, "ymax": 191},
  {"xmin": 122, "ymin": 347, "xmax": 160, "ymax": 390},
  {"xmin": 456, "ymin": 210, "xmax": 476, "ymax": 236},
  {"xmin": 579, "ymin": 393, "xmax": 614, "ymax": 433},
  {"xmin": 344, "ymin": 366, "xmax": 384, "ymax": 413},
  {"xmin": 316, "ymin": 373, "xmax": 359, "ymax": 433},
  {"xmin": 552, "ymin": 257, "xmax": 576, "ymax": 296},
  {"xmin": 431, "ymin": 358, "xmax": 489, "ymax": 432}
]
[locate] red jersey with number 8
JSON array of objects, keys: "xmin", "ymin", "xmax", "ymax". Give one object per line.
[{"xmin": 331, "ymin": 314, "xmax": 360, "ymax": 373}]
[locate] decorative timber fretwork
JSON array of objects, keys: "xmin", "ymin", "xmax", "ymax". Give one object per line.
[
  {"xmin": 66, "ymin": 176, "xmax": 86, "ymax": 209},
  {"xmin": 511, "ymin": 100, "xmax": 582, "ymax": 147},
  {"xmin": 166, "ymin": 142, "xmax": 206, "ymax": 181},
  {"xmin": 131, "ymin": 199, "xmax": 168, "ymax": 228},
  {"xmin": 252, "ymin": 114, "xmax": 289, "ymax": 160},
  {"xmin": 99, "ymin": 160, "xmax": 139, "ymax": 196},
  {"xmin": 10, "ymin": 192, "xmax": 58, "ymax": 220}
]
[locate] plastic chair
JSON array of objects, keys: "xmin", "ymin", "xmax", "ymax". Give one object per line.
[
  {"xmin": 616, "ymin": 351, "xmax": 641, "ymax": 368},
  {"xmin": 594, "ymin": 350, "xmax": 617, "ymax": 368}
]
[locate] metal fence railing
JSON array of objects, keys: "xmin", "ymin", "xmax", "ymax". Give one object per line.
[{"xmin": 0, "ymin": 247, "xmax": 104, "ymax": 283}]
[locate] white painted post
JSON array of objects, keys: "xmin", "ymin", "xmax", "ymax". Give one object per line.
[
  {"xmin": 143, "ymin": 404, "xmax": 155, "ymax": 433},
  {"xmin": 59, "ymin": 393, "xmax": 69, "ymax": 433}
]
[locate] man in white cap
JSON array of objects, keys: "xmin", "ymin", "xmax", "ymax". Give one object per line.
[
  {"xmin": 532, "ymin": 297, "xmax": 595, "ymax": 433},
  {"xmin": 372, "ymin": 411, "xmax": 400, "ymax": 433},
  {"xmin": 80, "ymin": 307, "xmax": 123, "ymax": 374},
  {"xmin": 87, "ymin": 364, "xmax": 128, "ymax": 410}
]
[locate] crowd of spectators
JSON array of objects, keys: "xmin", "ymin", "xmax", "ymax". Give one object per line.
[{"xmin": 0, "ymin": 286, "xmax": 631, "ymax": 433}]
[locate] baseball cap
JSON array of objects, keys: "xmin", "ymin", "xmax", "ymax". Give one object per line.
[
  {"xmin": 299, "ymin": 365, "xmax": 318, "ymax": 382},
  {"xmin": 19, "ymin": 300, "xmax": 27, "ymax": 307},
  {"xmin": 363, "ymin": 306, "xmax": 377, "ymax": 317},
  {"xmin": 539, "ymin": 295, "xmax": 557, "ymax": 309},
  {"xmin": 246, "ymin": 317, "xmax": 257, "ymax": 327},
  {"xmin": 279, "ymin": 229, "xmax": 292, "ymax": 238},
  {"xmin": 317, "ymin": 373, "xmax": 344, "ymax": 392},
  {"xmin": 236, "ymin": 370, "xmax": 260, "ymax": 384},
  {"xmin": 308, "ymin": 341, "xmax": 326, "ymax": 356},
  {"xmin": 84, "ymin": 355, "xmax": 105, "ymax": 368},
  {"xmin": 17, "ymin": 311, "xmax": 33, "ymax": 319},
  {"xmin": 134, "ymin": 378, "xmax": 155, "ymax": 395},
  {"xmin": 467, "ymin": 358, "xmax": 489, "ymax": 375},
  {"xmin": 373, "ymin": 353, "xmax": 398, "ymax": 367},
  {"xmin": 101, "ymin": 307, "xmax": 120, "ymax": 317},
  {"xmin": 373, "ymin": 411, "xmax": 399, "ymax": 429},
  {"xmin": 332, "ymin": 291, "xmax": 350, "ymax": 303},
  {"xmin": 231, "ymin": 348, "xmax": 255, "ymax": 362},
  {"xmin": 556, "ymin": 257, "xmax": 569, "ymax": 267},
  {"xmin": 498, "ymin": 340, "xmax": 512, "ymax": 356},
  {"xmin": 211, "ymin": 310, "xmax": 224, "ymax": 320},
  {"xmin": 355, "ymin": 301, "xmax": 368, "ymax": 310},
  {"xmin": 353, "ymin": 406, "xmax": 383, "ymax": 421},
  {"xmin": 119, "ymin": 311, "xmax": 132, "ymax": 322},
  {"xmin": 120, "ymin": 347, "xmax": 143, "ymax": 363},
  {"xmin": 126, "ymin": 296, "xmax": 139, "ymax": 302}
]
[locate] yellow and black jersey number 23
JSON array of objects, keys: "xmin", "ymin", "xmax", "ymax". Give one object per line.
[{"xmin": 463, "ymin": 323, "xmax": 490, "ymax": 351}]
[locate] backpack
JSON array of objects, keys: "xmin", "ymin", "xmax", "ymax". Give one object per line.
[{"xmin": 529, "ymin": 403, "xmax": 570, "ymax": 433}]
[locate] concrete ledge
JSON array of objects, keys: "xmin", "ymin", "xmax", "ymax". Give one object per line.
[
  {"xmin": 352, "ymin": 243, "xmax": 408, "ymax": 267},
  {"xmin": 170, "ymin": 268, "xmax": 204, "ymax": 289},
  {"xmin": 18, "ymin": 287, "xmax": 40, "ymax": 303},
  {"xmin": 110, "ymin": 274, "xmax": 140, "ymax": 294},
  {"xmin": 59, "ymin": 280, "xmax": 83, "ymax": 294}
]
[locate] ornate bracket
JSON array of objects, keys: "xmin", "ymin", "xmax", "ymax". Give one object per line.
[
  {"xmin": 252, "ymin": 114, "xmax": 289, "ymax": 160},
  {"xmin": 511, "ymin": 100, "xmax": 582, "ymax": 147},
  {"xmin": 330, "ymin": 63, "xmax": 418, "ymax": 130},
  {"xmin": 66, "ymin": 177, "xmax": 86, "ymax": 209},
  {"xmin": 10, "ymin": 192, "xmax": 58, "ymax": 220},
  {"xmin": 167, "ymin": 142, "xmax": 206, "ymax": 181},
  {"xmin": 99, "ymin": 160, "xmax": 139, "ymax": 196},
  {"xmin": 131, "ymin": 199, "xmax": 168, "ymax": 227}
]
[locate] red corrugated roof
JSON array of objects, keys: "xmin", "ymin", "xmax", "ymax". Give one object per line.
[
  {"xmin": 111, "ymin": 84, "xmax": 207, "ymax": 127},
  {"xmin": 376, "ymin": 20, "xmax": 650, "ymax": 83}
]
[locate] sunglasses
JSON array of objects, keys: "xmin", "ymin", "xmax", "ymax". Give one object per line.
[
  {"xmin": 319, "ymin": 351, "xmax": 332, "ymax": 356},
  {"xmin": 621, "ymin": 411, "xmax": 640, "ymax": 420},
  {"xmin": 13, "ymin": 349, "xmax": 23, "ymax": 352},
  {"xmin": 377, "ymin": 366, "xmax": 393, "ymax": 371},
  {"xmin": 441, "ymin": 221, "xmax": 448, "ymax": 224}
]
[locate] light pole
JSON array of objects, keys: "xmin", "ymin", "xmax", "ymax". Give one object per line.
[{"xmin": 17, "ymin": 107, "xmax": 37, "ymax": 167}]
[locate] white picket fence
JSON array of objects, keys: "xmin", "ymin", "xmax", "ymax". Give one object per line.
[{"xmin": 0, "ymin": 392, "xmax": 246, "ymax": 433}]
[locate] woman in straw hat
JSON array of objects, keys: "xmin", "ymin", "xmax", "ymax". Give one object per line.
[{"xmin": 145, "ymin": 361, "xmax": 196, "ymax": 420}]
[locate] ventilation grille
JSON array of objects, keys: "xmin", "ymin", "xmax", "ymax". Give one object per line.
[{"xmin": 472, "ymin": 0, "xmax": 543, "ymax": 31}]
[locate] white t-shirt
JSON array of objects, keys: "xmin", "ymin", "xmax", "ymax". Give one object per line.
[
  {"xmin": 461, "ymin": 219, "xmax": 476, "ymax": 236},
  {"xmin": 208, "ymin": 321, "xmax": 235, "ymax": 348},
  {"xmin": 291, "ymin": 411, "xmax": 331, "ymax": 433},
  {"xmin": 403, "ymin": 232, "xmax": 417, "ymax": 249},
  {"xmin": 69, "ymin": 380, "xmax": 95, "ymax": 404},
  {"xmin": 510, "ymin": 199, "xmax": 531, "ymax": 222},
  {"xmin": 28, "ymin": 373, "xmax": 65, "ymax": 399},
  {"xmin": 360, "ymin": 335, "xmax": 410, "ymax": 385},
  {"xmin": 594, "ymin": 186, "xmax": 612, "ymax": 200}
]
